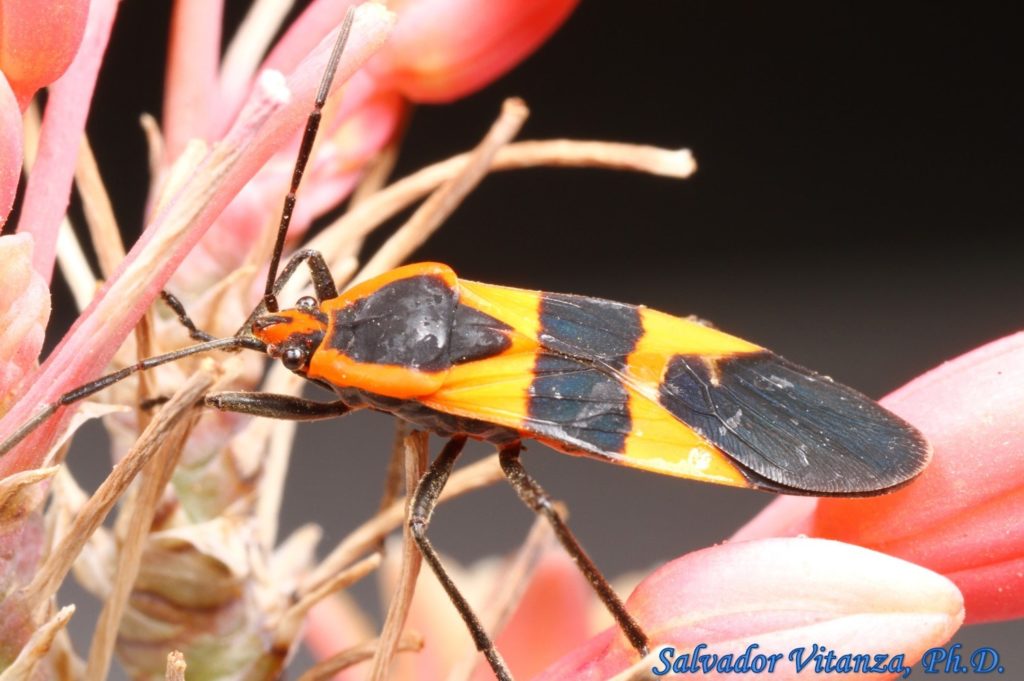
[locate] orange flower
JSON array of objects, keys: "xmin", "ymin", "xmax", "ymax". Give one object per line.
[{"xmin": 734, "ymin": 332, "xmax": 1024, "ymax": 624}]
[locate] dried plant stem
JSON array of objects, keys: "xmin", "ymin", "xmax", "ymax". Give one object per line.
[
  {"xmin": 308, "ymin": 138, "xmax": 696, "ymax": 270},
  {"xmin": 369, "ymin": 432, "xmax": 428, "ymax": 681},
  {"xmin": 84, "ymin": 385, "xmax": 198, "ymax": 681},
  {"xmin": 445, "ymin": 510, "xmax": 560, "ymax": 681},
  {"xmin": 56, "ymin": 219, "xmax": 97, "ymax": 311},
  {"xmin": 165, "ymin": 651, "xmax": 187, "ymax": 681},
  {"xmin": 296, "ymin": 632, "xmax": 424, "ymax": 681},
  {"xmin": 350, "ymin": 136, "xmax": 403, "ymax": 207},
  {"xmin": 75, "ymin": 135, "xmax": 125, "ymax": 278},
  {"xmin": 0, "ymin": 605, "xmax": 75, "ymax": 681},
  {"xmin": 379, "ymin": 420, "xmax": 411, "ymax": 513},
  {"xmin": 355, "ymin": 98, "xmax": 529, "ymax": 283},
  {"xmin": 20, "ymin": 368, "xmax": 218, "ymax": 613},
  {"xmin": 0, "ymin": 466, "xmax": 58, "ymax": 533},
  {"xmin": 277, "ymin": 552, "xmax": 382, "ymax": 646},
  {"xmin": 301, "ymin": 452, "xmax": 504, "ymax": 597}
]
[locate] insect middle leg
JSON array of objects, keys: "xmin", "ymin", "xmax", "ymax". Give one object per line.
[
  {"xmin": 499, "ymin": 443, "xmax": 651, "ymax": 658},
  {"xmin": 409, "ymin": 435, "xmax": 514, "ymax": 681}
]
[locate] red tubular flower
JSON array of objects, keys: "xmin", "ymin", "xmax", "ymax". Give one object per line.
[
  {"xmin": 367, "ymin": 0, "xmax": 580, "ymax": 103},
  {"xmin": 0, "ymin": 0, "xmax": 90, "ymax": 108},
  {"xmin": 0, "ymin": 71, "xmax": 19, "ymax": 227},
  {"xmin": 536, "ymin": 538, "xmax": 964, "ymax": 681},
  {"xmin": 734, "ymin": 332, "xmax": 1024, "ymax": 624}
]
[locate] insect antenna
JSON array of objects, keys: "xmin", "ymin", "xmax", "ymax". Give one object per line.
[
  {"xmin": 262, "ymin": 6, "xmax": 356, "ymax": 313},
  {"xmin": 0, "ymin": 335, "xmax": 265, "ymax": 458}
]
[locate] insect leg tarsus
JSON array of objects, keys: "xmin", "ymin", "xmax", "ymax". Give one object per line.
[
  {"xmin": 273, "ymin": 249, "xmax": 339, "ymax": 301},
  {"xmin": 204, "ymin": 392, "xmax": 352, "ymax": 421},
  {"xmin": 160, "ymin": 290, "xmax": 215, "ymax": 342},
  {"xmin": 498, "ymin": 444, "xmax": 651, "ymax": 658},
  {"xmin": 409, "ymin": 435, "xmax": 513, "ymax": 681}
]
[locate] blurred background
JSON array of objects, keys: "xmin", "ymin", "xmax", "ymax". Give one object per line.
[{"xmin": 47, "ymin": 1, "xmax": 1023, "ymax": 678}]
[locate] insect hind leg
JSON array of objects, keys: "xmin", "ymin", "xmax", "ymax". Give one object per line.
[
  {"xmin": 499, "ymin": 444, "xmax": 651, "ymax": 658},
  {"xmin": 409, "ymin": 435, "xmax": 514, "ymax": 681}
]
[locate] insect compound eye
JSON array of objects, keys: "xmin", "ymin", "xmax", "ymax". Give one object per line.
[
  {"xmin": 282, "ymin": 345, "xmax": 308, "ymax": 371},
  {"xmin": 296, "ymin": 295, "xmax": 318, "ymax": 311}
]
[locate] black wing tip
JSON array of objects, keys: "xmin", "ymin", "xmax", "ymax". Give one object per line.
[
  {"xmin": 659, "ymin": 351, "xmax": 934, "ymax": 498},
  {"xmin": 740, "ymin": 416, "xmax": 933, "ymax": 498}
]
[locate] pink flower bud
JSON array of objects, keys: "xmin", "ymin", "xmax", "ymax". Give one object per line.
[
  {"xmin": 0, "ymin": 0, "xmax": 90, "ymax": 108},
  {"xmin": 368, "ymin": 0, "xmax": 579, "ymax": 103},
  {"xmin": 536, "ymin": 538, "xmax": 964, "ymax": 680}
]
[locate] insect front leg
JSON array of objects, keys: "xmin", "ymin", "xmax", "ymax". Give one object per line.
[
  {"xmin": 269, "ymin": 248, "xmax": 339, "ymax": 303},
  {"xmin": 241, "ymin": 249, "xmax": 339, "ymax": 334},
  {"xmin": 409, "ymin": 435, "xmax": 514, "ymax": 681},
  {"xmin": 203, "ymin": 392, "xmax": 354, "ymax": 421},
  {"xmin": 498, "ymin": 444, "xmax": 651, "ymax": 659},
  {"xmin": 160, "ymin": 290, "xmax": 215, "ymax": 342}
]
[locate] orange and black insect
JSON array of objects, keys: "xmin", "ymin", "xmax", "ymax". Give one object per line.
[{"xmin": 0, "ymin": 11, "xmax": 930, "ymax": 681}]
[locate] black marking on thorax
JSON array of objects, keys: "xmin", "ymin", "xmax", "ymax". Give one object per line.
[
  {"xmin": 329, "ymin": 275, "xmax": 455, "ymax": 371},
  {"xmin": 450, "ymin": 303, "xmax": 513, "ymax": 363}
]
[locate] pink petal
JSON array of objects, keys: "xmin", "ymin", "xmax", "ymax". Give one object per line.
[
  {"xmin": 219, "ymin": 0, "xmax": 362, "ymax": 137},
  {"xmin": 173, "ymin": 86, "xmax": 406, "ymax": 296},
  {"xmin": 368, "ymin": 0, "xmax": 580, "ymax": 103},
  {"xmin": 0, "ymin": 234, "xmax": 50, "ymax": 411},
  {"xmin": 162, "ymin": 0, "xmax": 225, "ymax": 161},
  {"xmin": 734, "ymin": 332, "xmax": 1024, "ymax": 623},
  {"xmin": 15, "ymin": 0, "xmax": 118, "ymax": 283},
  {"xmin": 535, "ymin": 538, "xmax": 964, "ymax": 681},
  {"xmin": 0, "ymin": 0, "xmax": 90, "ymax": 108},
  {"xmin": 0, "ymin": 70, "xmax": 20, "ymax": 227},
  {"xmin": 0, "ymin": 4, "xmax": 395, "ymax": 477}
]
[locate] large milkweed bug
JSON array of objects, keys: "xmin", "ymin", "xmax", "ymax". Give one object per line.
[{"xmin": 0, "ymin": 9, "xmax": 931, "ymax": 680}]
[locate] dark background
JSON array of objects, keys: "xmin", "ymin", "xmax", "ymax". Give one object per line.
[{"xmin": 49, "ymin": 1, "xmax": 1023, "ymax": 678}]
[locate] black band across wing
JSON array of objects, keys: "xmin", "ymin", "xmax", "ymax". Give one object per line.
[
  {"xmin": 657, "ymin": 352, "xmax": 931, "ymax": 495},
  {"xmin": 538, "ymin": 292, "xmax": 643, "ymax": 370},
  {"xmin": 527, "ymin": 354, "xmax": 631, "ymax": 456}
]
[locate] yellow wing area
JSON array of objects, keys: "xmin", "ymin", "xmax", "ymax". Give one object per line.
[{"xmin": 419, "ymin": 279, "xmax": 754, "ymax": 488}]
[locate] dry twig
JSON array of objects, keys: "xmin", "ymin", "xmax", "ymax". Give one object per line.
[
  {"xmin": 301, "ymin": 453, "xmax": 504, "ymax": 597},
  {"xmin": 0, "ymin": 606, "xmax": 75, "ymax": 681},
  {"xmin": 296, "ymin": 632, "xmax": 424, "ymax": 681},
  {"xmin": 369, "ymin": 431, "xmax": 428, "ymax": 680},
  {"xmin": 165, "ymin": 650, "xmax": 187, "ymax": 681},
  {"xmin": 21, "ymin": 367, "xmax": 218, "ymax": 614},
  {"xmin": 84, "ymin": 377, "xmax": 203, "ymax": 680}
]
